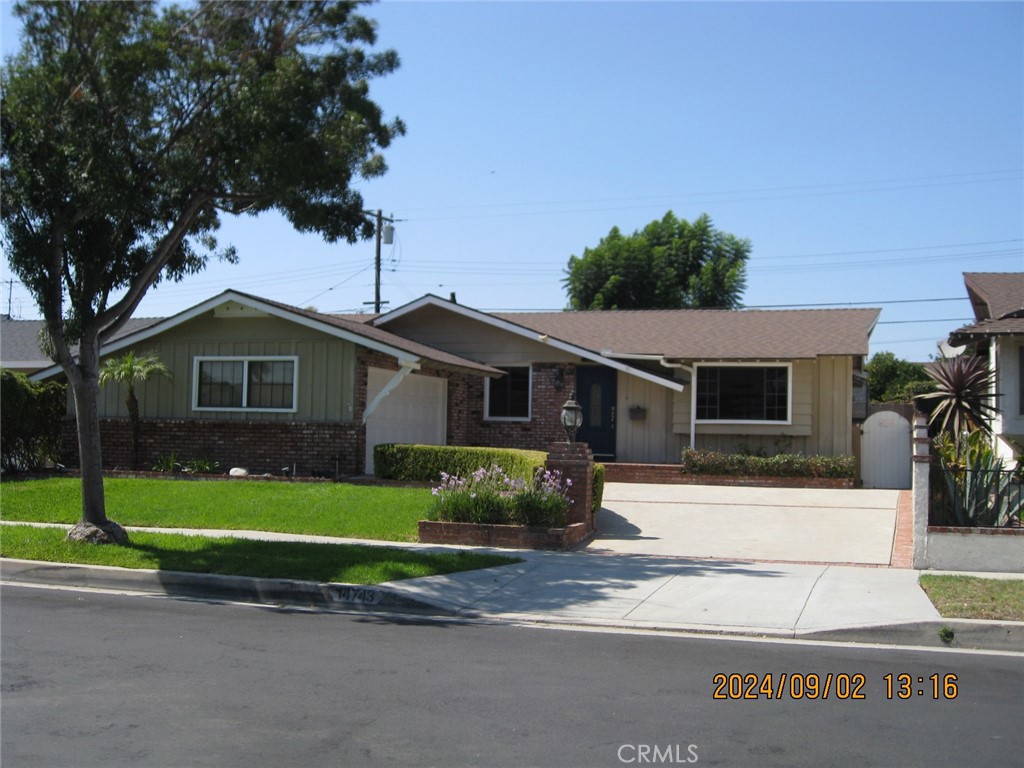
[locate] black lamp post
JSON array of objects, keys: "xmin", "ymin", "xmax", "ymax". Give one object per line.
[{"xmin": 560, "ymin": 391, "xmax": 583, "ymax": 443}]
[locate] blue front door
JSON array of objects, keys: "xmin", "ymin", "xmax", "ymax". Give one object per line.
[{"xmin": 576, "ymin": 367, "xmax": 617, "ymax": 461}]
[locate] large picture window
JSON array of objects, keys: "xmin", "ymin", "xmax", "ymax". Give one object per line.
[
  {"xmin": 486, "ymin": 366, "xmax": 531, "ymax": 420},
  {"xmin": 695, "ymin": 364, "xmax": 790, "ymax": 423},
  {"xmin": 193, "ymin": 357, "xmax": 297, "ymax": 412}
]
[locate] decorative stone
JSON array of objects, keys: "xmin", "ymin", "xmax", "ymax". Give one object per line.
[
  {"xmin": 66, "ymin": 521, "xmax": 130, "ymax": 545},
  {"xmin": 229, "ymin": 467, "xmax": 249, "ymax": 477}
]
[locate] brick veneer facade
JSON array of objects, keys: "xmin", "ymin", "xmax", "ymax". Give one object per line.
[
  {"xmin": 447, "ymin": 363, "xmax": 577, "ymax": 450},
  {"xmin": 59, "ymin": 351, "xmax": 580, "ymax": 477},
  {"xmin": 62, "ymin": 418, "xmax": 364, "ymax": 477}
]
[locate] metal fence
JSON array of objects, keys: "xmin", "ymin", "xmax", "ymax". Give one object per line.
[{"xmin": 930, "ymin": 464, "xmax": 1024, "ymax": 527}]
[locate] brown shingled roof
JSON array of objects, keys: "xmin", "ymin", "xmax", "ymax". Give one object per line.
[
  {"xmin": 964, "ymin": 273, "xmax": 1024, "ymax": 321},
  {"xmin": 492, "ymin": 308, "xmax": 880, "ymax": 359}
]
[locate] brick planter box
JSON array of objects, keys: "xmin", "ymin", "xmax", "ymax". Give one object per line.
[
  {"xmin": 418, "ymin": 520, "xmax": 591, "ymax": 550},
  {"xmin": 604, "ymin": 463, "xmax": 853, "ymax": 489}
]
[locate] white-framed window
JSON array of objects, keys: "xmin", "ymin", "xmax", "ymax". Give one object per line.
[
  {"xmin": 485, "ymin": 365, "xmax": 532, "ymax": 421},
  {"xmin": 192, "ymin": 356, "xmax": 298, "ymax": 413},
  {"xmin": 694, "ymin": 363, "xmax": 792, "ymax": 424}
]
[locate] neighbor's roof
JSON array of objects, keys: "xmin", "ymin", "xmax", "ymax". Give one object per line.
[
  {"xmin": 492, "ymin": 308, "xmax": 881, "ymax": 359},
  {"xmin": 948, "ymin": 273, "xmax": 1024, "ymax": 343},
  {"xmin": 0, "ymin": 316, "xmax": 161, "ymax": 372},
  {"xmin": 963, "ymin": 273, "xmax": 1024, "ymax": 321}
]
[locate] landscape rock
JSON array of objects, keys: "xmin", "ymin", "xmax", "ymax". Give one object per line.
[
  {"xmin": 66, "ymin": 521, "xmax": 130, "ymax": 545},
  {"xmin": 229, "ymin": 467, "xmax": 249, "ymax": 477}
]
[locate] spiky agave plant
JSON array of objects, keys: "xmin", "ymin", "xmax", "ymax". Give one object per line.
[{"xmin": 916, "ymin": 355, "xmax": 999, "ymax": 438}]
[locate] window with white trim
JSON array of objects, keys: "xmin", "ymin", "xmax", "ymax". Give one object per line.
[
  {"xmin": 695, "ymin": 364, "xmax": 790, "ymax": 423},
  {"xmin": 486, "ymin": 366, "xmax": 531, "ymax": 420},
  {"xmin": 193, "ymin": 357, "xmax": 297, "ymax": 412}
]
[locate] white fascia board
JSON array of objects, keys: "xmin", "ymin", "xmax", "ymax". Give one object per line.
[
  {"xmin": 376, "ymin": 294, "xmax": 684, "ymax": 392},
  {"xmin": 30, "ymin": 290, "xmax": 422, "ymax": 381}
]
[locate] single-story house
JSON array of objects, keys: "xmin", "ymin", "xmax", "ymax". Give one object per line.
[
  {"xmin": 948, "ymin": 272, "xmax": 1024, "ymax": 462},
  {"xmin": 18, "ymin": 290, "xmax": 879, "ymax": 475}
]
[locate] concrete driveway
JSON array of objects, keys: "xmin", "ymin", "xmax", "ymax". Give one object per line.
[{"xmin": 588, "ymin": 483, "xmax": 902, "ymax": 565}]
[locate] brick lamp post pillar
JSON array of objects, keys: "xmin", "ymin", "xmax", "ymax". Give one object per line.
[{"xmin": 546, "ymin": 442, "xmax": 594, "ymax": 530}]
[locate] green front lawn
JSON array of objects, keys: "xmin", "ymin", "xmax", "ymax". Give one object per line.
[
  {"xmin": 1, "ymin": 525, "xmax": 516, "ymax": 585},
  {"xmin": 919, "ymin": 575, "xmax": 1024, "ymax": 622},
  {"xmin": 1, "ymin": 477, "xmax": 431, "ymax": 541}
]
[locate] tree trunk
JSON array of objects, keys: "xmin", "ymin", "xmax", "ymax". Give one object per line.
[
  {"xmin": 66, "ymin": 336, "xmax": 128, "ymax": 545},
  {"xmin": 127, "ymin": 388, "xmax": 140, "ymax": 470}
]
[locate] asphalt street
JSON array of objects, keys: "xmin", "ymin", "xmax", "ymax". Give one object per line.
[{"xmin": 3, "ymin": 585, "xmax": 1021, "ymax": 768}]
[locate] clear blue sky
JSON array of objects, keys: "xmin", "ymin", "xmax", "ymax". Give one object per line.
[{"xmin": 2, "ymin": 1, "xmax": 1022, "ymax": 363}]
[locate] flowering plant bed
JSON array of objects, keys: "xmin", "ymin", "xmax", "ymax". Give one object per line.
[
  {"xmin": 421, "ymin": 465, "xmax": 588, "ymax": 550},
  {"xmin": 429, "ymin": 465, "xmax": 572, "ymax": 528}
]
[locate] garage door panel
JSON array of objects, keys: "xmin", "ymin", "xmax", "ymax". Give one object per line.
[{"xmin": 365, "ymin": 368, "xmax": 447, "ymax": 473}]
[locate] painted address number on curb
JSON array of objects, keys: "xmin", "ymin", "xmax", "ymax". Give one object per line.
[{"xmin": 328, "ymin": 586, "xmax": 383, "ymax": 606}]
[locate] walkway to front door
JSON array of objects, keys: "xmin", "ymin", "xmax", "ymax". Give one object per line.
[{"xmin": 588, "ymin": 483, "xmax": 903, "ymax": 566}]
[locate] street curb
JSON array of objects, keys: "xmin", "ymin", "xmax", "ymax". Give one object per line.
[
  {"xmin": 0, "ymin": 559, "xmax": 454, "ymax": 616},
  {"xmin": 800, "ymin": 620, "xmax": 1024, "ymax": 653},
  {"xmin": 4, "ymin": 559, "xmax": 1023, "ymax": 653}
]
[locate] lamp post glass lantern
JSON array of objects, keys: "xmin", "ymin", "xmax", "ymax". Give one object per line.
[{"xmin": 561, "ymin": 392, "xmax": 584, "ymax": 443}]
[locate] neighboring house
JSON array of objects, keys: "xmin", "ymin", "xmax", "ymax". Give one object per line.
[
  {"xmin": 24, "ymin": 290, "xmax": 879, "ymax": 475},
  {"xmin": 1, "ymin": 315, "xmax": 160, "ymax": 375},
  {"xmin": 948, "ymin": 272, "xmax": 1024, "ymax": 462}
]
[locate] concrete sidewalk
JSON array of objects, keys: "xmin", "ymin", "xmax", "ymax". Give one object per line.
[{"xmin": 3, "ymin": 522, "xmax": 1022, "ymax": 651}]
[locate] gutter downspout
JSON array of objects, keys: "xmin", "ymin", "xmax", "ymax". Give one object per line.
[{"xmin": 601, "ymin": 351, "xmax": 697, "ymax": 449}]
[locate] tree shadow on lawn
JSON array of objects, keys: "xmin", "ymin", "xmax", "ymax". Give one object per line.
[{"xmin": 128, "ymin": 535, "xmax": 513, "ymax": 586}]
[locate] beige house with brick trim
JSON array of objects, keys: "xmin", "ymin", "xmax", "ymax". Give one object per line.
[{"xmin": 22, "ymin": 289, "xmax": 879, "ymax": 475}]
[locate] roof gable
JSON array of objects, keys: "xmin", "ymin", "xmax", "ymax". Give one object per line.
[
  {"xmin": 29, "ymin": 291, "xmax": 500, "ymax": 380},
  {"xmin": 964, "ymin": 273, "xmax": 1024, "ymax": 321}
]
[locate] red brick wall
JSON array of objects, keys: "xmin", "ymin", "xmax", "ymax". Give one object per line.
[
  {"xmin": 449, "ymin": 363, "xmax": 576, "ymax": 452},
  {"xmin": 62, "ymin": 418, "xmax": 364, "ymax": 477}
]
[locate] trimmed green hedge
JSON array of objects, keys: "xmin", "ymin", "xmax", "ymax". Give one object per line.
[
  {"xmin": 1, "ymin": 369, "xmax": 66, "ymax": 472},
  {"xmin": 374, "ymin": 444, "xmax": 548, "ymax": 483},
  {"xmin": 679, "ymin": 449, "xmax": 855, "ymax": 479},
  {"xmin": 592, "ymin": 462, "xmax": 605, "ymax": 514}
]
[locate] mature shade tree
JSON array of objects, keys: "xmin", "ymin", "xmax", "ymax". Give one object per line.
[
  {"xmin": 563, "ymin": 212, "xmax": 750, "ymax": 310},
  {"xmin": 1, "ymin": 0, "xmax": 404, "ymax": 543},
  {"xmin": 864, "ymin": 351, "xmax": 934, "ymax": 403},
  {"xmin": 99, "ymin": 350, "xmax": 171, "ymax": 471}
]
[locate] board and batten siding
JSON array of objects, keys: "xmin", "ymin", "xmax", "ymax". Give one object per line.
[
  {"xmin": 94, "ymin": 313, "xmax": 357, "ymax": 423},
  {"xmin": 616, "ymin": 372, "xmax": 683, "ymax": 464},
  {"xmin": 671, "ymin": 357, "xmax": 853, "ymax": 457},
  {"xmin": 381, "ymin": 305, "xmax": 576, "ymax": 366}
]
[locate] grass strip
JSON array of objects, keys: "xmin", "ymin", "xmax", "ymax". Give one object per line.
[
  {"xmin": 1, "ymin": 477, "xmax": 430, "ymax": 541},
  {"xmin": 1, "ymin": 525, "xmax": 518, "ymax": 585},
  {"xmin": 919, "ymin": 574, "xmax": 1024, "ymax": 622}
]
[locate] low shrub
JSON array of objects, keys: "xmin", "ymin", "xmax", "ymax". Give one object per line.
[
  {"xmin": 429, "ymin": 465, "xmax": 571, "ymax": 528},
  {"xmin": 679, "ymin": 449, "xmax": 855, "ymax": 479},
  {"xmin": 592, "ymin": 463, "xmax": 605, "ymax": 514},
  {"xmin": 374, "ymin": 444, "xmax": 547, "ymax": 483}
]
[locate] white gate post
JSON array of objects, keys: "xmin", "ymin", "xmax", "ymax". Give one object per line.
[{"xmin": 911, "ymin": 412, "xmax": 930, "ymax": 569}]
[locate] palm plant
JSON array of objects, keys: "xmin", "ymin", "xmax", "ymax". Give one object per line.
[
  {"xmin": 99, "ymin": 350, "xmax": 171, "ymax": 469},
  {"xmin": 916, "ymin": 355, "xmax": 999, "ymax": 439}
]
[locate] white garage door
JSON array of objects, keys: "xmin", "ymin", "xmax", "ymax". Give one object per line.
[{"xmin": 365, "ymin": 367, "xmax": 447, "ymax": 474}]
